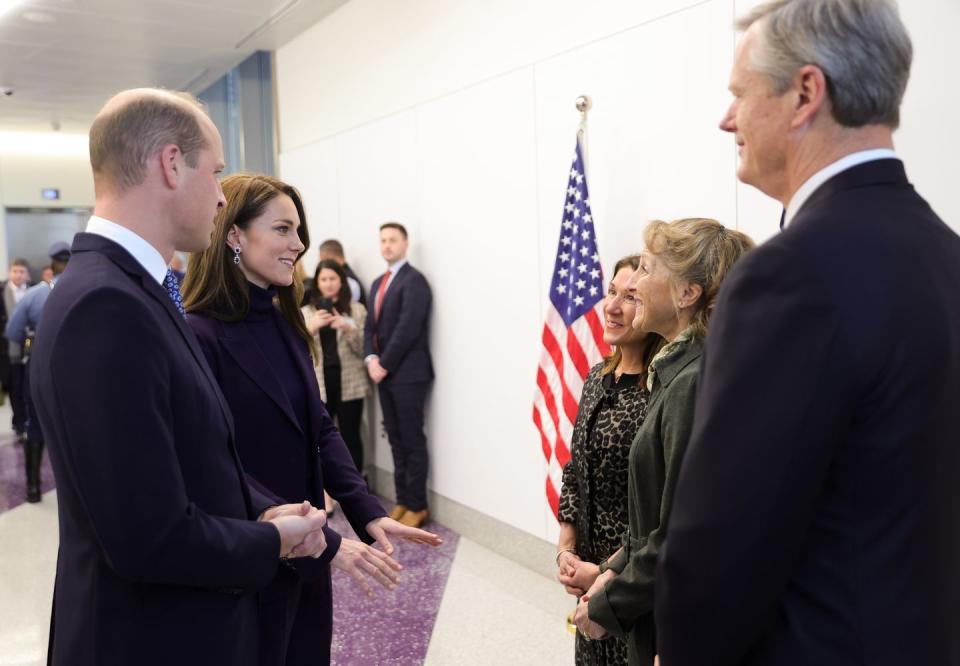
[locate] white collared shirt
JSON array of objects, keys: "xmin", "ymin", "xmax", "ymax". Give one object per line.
[
  {"xmin": 12, "ymin": 283, "xmax": 27, "ymax": 303},
  {"xmin": 783, "ymin": 149, "xmax": 899, "ymax": 228},
  {"xmin": 380, "ymin": 258, "xmax": 408, "ymax": 293},
  {"xmin": 85, "ymin": 215, "xmax": 168, "ymax": 285}
]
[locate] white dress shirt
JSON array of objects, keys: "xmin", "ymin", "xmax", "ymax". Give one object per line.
[
  {"xmin": 85, "ymin": 216, "xmax": 168, "ymax": 285},
  {"xmin": 783, "ymin": 148, "xmax": 899, "ymax": 228}
]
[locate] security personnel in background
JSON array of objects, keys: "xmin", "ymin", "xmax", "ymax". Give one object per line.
[{"xmin": 5, "ymin": 241, "xmax": 71, "ymax": 502}]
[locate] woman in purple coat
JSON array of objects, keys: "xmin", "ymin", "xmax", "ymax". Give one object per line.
[{"xmin": 182, "ymin": 174, "xmax": 441, "ymax": 666}]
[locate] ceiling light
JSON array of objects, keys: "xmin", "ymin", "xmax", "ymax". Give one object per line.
[
  {"xmin": 22, "ymin": 10, "xmax": 55, "ymax": 23},
  {"xmin": 0, "ymin": 0, "xmax": 28, "ymax": 20}
]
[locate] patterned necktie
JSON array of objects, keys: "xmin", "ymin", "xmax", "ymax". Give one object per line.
[{"xmin": 163, "ymin": 268, "xmax": 185, "ymax": 317}]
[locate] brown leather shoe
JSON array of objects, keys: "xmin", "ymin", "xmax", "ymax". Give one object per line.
[
  {"xmin": 388, "ymin": 504, "xmax": 408, "ymax": 521},
  {"xmin": 399, "ymin": 509, "xmax": 429, "ymax": 528}
]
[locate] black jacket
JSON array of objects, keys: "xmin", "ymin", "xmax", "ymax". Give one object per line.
[
  {"xmin": 656, "ymin": 160, "xmax": 960, "ymax": 665},
  {"xmin": 31, "ymin": 233, "xmax": 280, "ymax": 666}
]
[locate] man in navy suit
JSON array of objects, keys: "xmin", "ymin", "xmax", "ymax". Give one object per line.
[
  {"xmin": 655, "ymin": 2, "xmax": 960, "ymax": 665},
  {"xmin": 364, "ymin": 222, "xmax": 434, "ymax": 528},
  {"xmin": 30, "ymin": 88, "xmax": 328, "ymax": 666}
]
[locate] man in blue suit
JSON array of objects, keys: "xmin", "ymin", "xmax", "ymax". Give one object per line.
[
  {"xmin": 30, "ymin": 88, "xmax": 329, "ymax": 666},
  {"xmin": 655, "ymin": 2, "xmax": 960, "ymax": 665},
  {"xmin": 364, "ymin": 222, "xmax": 434, "ymax": 528}
]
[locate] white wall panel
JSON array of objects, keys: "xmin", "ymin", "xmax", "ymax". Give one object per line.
[
  {"xmin": 414, "ymin": 68, "xmax": 546, "ymax": 538},
  {"xmin": 278, "ymin": 136, "xmax": 341, "ymax": 275},
  {"xmin": 277, "ymin": 0, "xmax": 716, "ymax": 151},
  {"xmin": 535, "ymin": 0, "xmax": 737, "ymax": 294},
  {"xmin": 331, "ymin": 112, "xmax": 422, "ymax": 470},
  {"xmin": 895, "ymin": 0, "xmax": 960, "ymax": 233}
]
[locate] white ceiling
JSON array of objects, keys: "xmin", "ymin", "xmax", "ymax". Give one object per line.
[{"xmin": 0, "ymin": 0, "xmax": 347, "ymax": 133}]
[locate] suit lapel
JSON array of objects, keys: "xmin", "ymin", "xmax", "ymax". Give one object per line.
[
  {"xmin": 218, "ymin": 319, "xmax": 305, "ymax": 437},
  {"xmin": 81, "ymin": 233, "xmax": 237, "ymax": 437},
  {"xmin": 276, "ymin": 318, "xmax": 323, "ymax": 447},
  {"xmin": 377, "ymin": 264, "xmax": 408, "ymax": 320},
  {"xmin": 73, "ymin": 233, "xmax": 260, "ymax": 515}
]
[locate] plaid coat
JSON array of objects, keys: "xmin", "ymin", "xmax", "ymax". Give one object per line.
[{"xmin": 302, "ymin": 301, "xmax": 370, "ymax": 403}]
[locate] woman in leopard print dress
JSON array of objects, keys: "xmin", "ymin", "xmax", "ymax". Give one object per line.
[{"xmin": 557, "ymin": 255, "xmax": 663, "ymax": 665}]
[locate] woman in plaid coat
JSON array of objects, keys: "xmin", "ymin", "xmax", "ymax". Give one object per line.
[{"xmin": 302, "ymin": 259, "xmax": 370, "ymax": 475}]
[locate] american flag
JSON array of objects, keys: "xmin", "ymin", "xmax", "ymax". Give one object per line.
[{"xmin": 533, "ymin": 137, "xmax": 610, "ymax": 518}]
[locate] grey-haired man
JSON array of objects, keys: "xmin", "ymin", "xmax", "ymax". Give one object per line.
[{"xmin": 656, "ymin": 1, "xmax": 960, "ymax": 664}]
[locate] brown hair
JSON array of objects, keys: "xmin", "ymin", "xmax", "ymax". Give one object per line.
[
  {"xmin": 643, "ymin": 218, "xmax": 755, "ymax": 340},
  {"xmin": 182, "ymin": 173, "xmax": 316, "ymax": 358},
  {"xmin": 10, "ymin": 258, "xmax": 28, "ymax": 269},
  {"xmin": 309, "ymin": 260, "xmax": 352, "ymax": 313},
  {"xmin": 318, "ymin": 239, "xmax": 345, "ymax": 258},
  {"xmin": 380, "ymin": 222, "xmax": 408, "ymax": 239},
  {"xmin": 89, "ymin": 89, "xmax": 208, "ymax": 191},
  {"xmin": 600, "ymin": 254, "xmax": 665, "ymax": 379},
  {"xmin": 51, "ymin": 258, "xmax": 69, "ymax": 275}
]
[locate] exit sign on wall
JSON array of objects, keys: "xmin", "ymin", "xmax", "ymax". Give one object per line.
[{"xmin": 41, "ymin": 188, "xmax": 60, "ymax": 200}]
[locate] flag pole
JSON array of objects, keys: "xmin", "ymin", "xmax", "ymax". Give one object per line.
[{"xmin": 575, "ymin": 94, "xmax": 592, "ymax": 177}]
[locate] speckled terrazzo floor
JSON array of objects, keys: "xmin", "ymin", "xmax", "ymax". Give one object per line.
[
  {"xmin": 328, "ymin": 501, "xmax": 459, "ymax": 665},
  {"xmin": 0, "ymin": 398, "xmax": 572, "ymax": 666},
  {"xmin": 0, "ymin": 433, "xmax": 54, "ymax": 512}
]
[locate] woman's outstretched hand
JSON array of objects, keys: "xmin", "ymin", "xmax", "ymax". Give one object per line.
[
  {"xmin": 365, "ymin": 516, "xmax": 443, "ymax": 556},
  {"xmin": 331, "ymin": 537, "xmax": 402, "ymax": 596}
]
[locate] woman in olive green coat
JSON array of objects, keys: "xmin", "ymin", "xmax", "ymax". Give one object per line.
[{"xmin": 573, "ymin": 218, "xmax": 754, "ymax": 666}]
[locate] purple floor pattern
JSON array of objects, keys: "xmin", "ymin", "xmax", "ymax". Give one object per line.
[
  {"xmin": 328, "ymin": 500, "xmax": 459, "ymax": 665},
  {"xmin": 0, "ymin": 433, "xmax": 54, "ymax": 511},
  {"xmin": 0, "ymin": 438, "xmax": 459, "ymax": 666}
]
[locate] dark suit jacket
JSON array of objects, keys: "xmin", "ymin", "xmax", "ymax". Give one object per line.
[
  {"xmin": 343, "ymin": 262, "xmax": 367, "ymax": 307},
  {"xmin": 656, "ymin": 160, "xmax": 960, "ymax": 665},
  {"xmin": 0, "ymin": 280, "xmax": 10, "ymax": 385},
  {"xmin": 364, "ymin": 263, "xmax": 433, "ymax": 383},
  {"xmin": 186, "ymin": 311, "xmax": 386, "ymax": 568},
  {"xmin": 30, "ymin": 233, "xmax": 280, "ymax": 666}
]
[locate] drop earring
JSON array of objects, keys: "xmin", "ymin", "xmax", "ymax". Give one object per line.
[{"xmin": 233, "ymin": 245, "xmax": 241, "ymax": 265}]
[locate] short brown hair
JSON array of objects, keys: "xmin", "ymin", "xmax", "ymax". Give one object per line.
[
  {"xmin": 643, "ymin": 218, "xmax": 754, "ymax": 340},
  {"xmin": 318, "ymin": 239, "xmax": 345, "ymax": 258},
  {"xmin": 89, "ymin": 90, "xmax": 208, "ymax": 191},
  {"xmin": 380, "ymin": 222, "xmax": 408, "ymax": 239},
  {"xmin": 182, "ymin": 173, "xmax": 316, "ymax": 358},
  {"xmin": 10, "ymin": 258, "xmax": 28, "ymax": 270}
]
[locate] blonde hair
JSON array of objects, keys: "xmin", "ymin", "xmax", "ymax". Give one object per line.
[{"xmin": 643, "ymin": 218, "xmax": 755, "ymax": 340}]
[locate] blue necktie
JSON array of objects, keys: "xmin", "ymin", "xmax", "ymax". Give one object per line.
[{"xmin": 163, "ymin": 268, "xmax": 185, "ymax": 317}]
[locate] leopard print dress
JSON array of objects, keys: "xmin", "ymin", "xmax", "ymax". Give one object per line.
[{"xmin": 559, "ymin": 363, "xmax": 650, "ymax": 666}]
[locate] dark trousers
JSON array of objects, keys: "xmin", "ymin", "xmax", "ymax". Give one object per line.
[
  {"xmin": 285, "ymin": 571, "xmax": 333, "ymax": 666},
  {"xmin": 21, "ymin": 358, "xmax": 45, "ymax": 499},
  {"xmin": 322, "ymin": 363, "xmax": 365, "ymax": 472},
  {"xmin": 23, "ymin": 360, "xmax": 43, "ymax": 443},
  {"xmin": 377, "ymin": 380, "xmax": 429, "ymax": 511},
  {"xmin": 8, "ymin": 361, "xmax": 26, "ymax": 434}
]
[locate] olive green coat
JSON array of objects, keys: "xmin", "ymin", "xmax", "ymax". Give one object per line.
[{"xmin": 588, "ymin": 338, "xmax": 703, "ymax": 666}]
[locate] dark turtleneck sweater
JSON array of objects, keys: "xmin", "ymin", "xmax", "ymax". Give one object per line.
[{"xmin": 245, "ymin": 282, "xmax": 310, "ymax": 435}]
